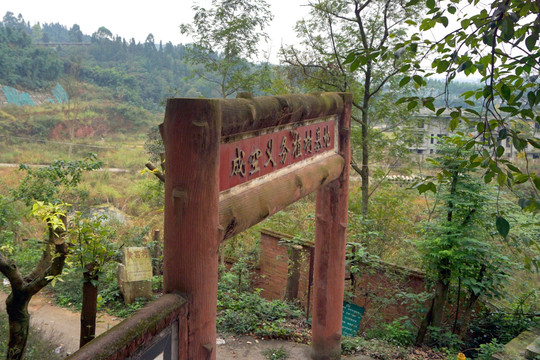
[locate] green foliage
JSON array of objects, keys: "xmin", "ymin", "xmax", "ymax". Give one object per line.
[
  {"xmin": 1, "ymin": 11, "xmax": 220, "ymax": 111},
  {"xmin": 399, "ymin": 0, "xmax": 540, "ymax": 221},
  {"xmin": 427, "ymin": 326, "xmax": 462, "ymax": 352},
  {"xmin": 180, "ymin": 0, "xmax": 273, "ymax": 98},
  {"xmin": 107, "ymin": 297, "xmax": 149, "ymax": 318},
  {"xmin": 217, "ymin": 287, "xmax": 300, "ymax": 338},
  {"xmin": 217, "ymin": 267, "xmax": 302, "ymax": 339},
  {"xmin": 368, "ymin": 317, "xmax": 416, "ymax": 346},
  {"xmin": 340, "ymin": 336, "xmax": 363, "ymax": 355},
  {"xmin": 262, "ymin": 346, "xmax": 289, "ymax": 360},
  {"xmin": 475, "ymin": 339, "xmax": 503, "ymax": 360},
  {"xmin": 281, "ymin": 0, "xmax": 423, "ymax": 215},
  {"xmin": 262, "ymin": 200, "xmax": 315, "ymax": 241},
  {"xmin": 118, "ymin": 224, "xmax": 150, "ymax": 247},
  {"xmin": 419, "ymin": 79, "xmax": 484, "ymax": 109},
  {"xmin": 0, "ymin": 16, "xmax": 62, "ymax": 89},
  {"xmin": 67, "ymin": 212, "xmax": 116, "ymax": 280},
  {"xmin": 1, "ymin": 199, "xmax": 63, "ymax": 275},
  {"xmin": 347, "ymin": 183, "xmax": 422, "ymax": 262},
  {"xmin": 52, "ymin": 267, "xmax": 83, "ymax": 309},
  {"xmin": 467, "ymin": 290, "xmax": 540, "ymax": 351},
  {"xmin": 418, "ymin": 135, "xmax": 513, "ymax": 292},
  {"xmin": 1, "ymin": 238, "xmax": 42, "ymax": 276},
  {"xmin": 144, "ymin": 126, "xmax": 164, "ymax": 167},
  {"xmin": 52, "ymin": 259, "xmax": 151, "ymax": 318},
  {"xmin": 13, "ymin": 153, "xmax": 102, "ymax": 205},
  {"xmin": 29, "ymin": 201, "xmax": 67, "ymax": 232},
  {"xmin": 352, "ymin": 338, "xmax": 411, "ymax": 359},
  {"xmin": 345, "ymin": 241, "xmax": 379, "ymax": 294},
  {"xmin": 0, "ymin": 194, "xmax": 20, "ymax": 232},
  {"xmin": 415, "ymin": 134, "xmax": 516, "ymax": 344}
]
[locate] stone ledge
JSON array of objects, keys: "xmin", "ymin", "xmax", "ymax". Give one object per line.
[
  {"xmin": 66, "ymin": 293, "xmax": 187, "ymax": 360},
  {"xmin": 494, "ymin": 328, "xmax": 540, "ymax": 360}
]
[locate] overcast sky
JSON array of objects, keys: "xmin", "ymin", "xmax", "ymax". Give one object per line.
[{"xmin": 0, "ymin": 0, "xmax": 311, "ymax": 63}]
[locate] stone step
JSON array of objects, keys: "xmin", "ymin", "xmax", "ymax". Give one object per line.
[
  {"xmin": 525, "ymin": 335, "xmax": 540, "ymax": 360},
  {"xmin": 493, "ymin": 328, "xmax": 540, "ymax": 360}
]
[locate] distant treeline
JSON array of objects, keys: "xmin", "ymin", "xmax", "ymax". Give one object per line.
[
  {"xmin": 0, "ymin": 11, "xmax": 233, "ymax": 110},
  {"xmin": 0, "ymin": 13, "xmax": 62, "ymax": 89},
  {"xmin": 1, "ymin": 11, "xmax": 481, "ymax": 111}
]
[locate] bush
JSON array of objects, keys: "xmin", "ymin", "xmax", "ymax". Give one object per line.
[
  {"xmin": 217, "ymin": 266, "xmax": 302, "ymax": 339},
  {"xmin": 368, "ymin": 317, "xmax": 415, "ymax": 346},
  {"xmin": 5, "ymin": 238, "xmax": 43, "ymax": 276},
  {"xmin": 475, "ymin": 339, "xmax": 503, "ymax": 360},
  {"xmin": 427, "ymin": 326, "xmax": 462, "ymax": 353},
  {"xmin": 341, "ymin": 336, "xmax": 364, "ymax": 355},
  {"xmin": 466, "ymin": 291, "xmax": 540, "ymax": 352},
  {"xmin": 217, "ymin": 287, "xmax": 301, "ymax": 338}
]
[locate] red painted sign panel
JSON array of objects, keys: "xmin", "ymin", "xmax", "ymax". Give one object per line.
[{"xmin": 219, "ymin": 117, "xmax": 337, "ymax": 192}]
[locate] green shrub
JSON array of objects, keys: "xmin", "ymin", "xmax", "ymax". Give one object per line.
[
  {"xmin": 427, "ymin": 326, "xmax": 462, "ymax": 353},
  {"xmin": 466, "ymin": 291, "xmax": 540, "ymax": 352},
  {"xmin": 6, "ymin": 239, "xmax": 43, "ymax": 276},
  {"xmin": 341, "ymin": 336, "xmax": 363, "ymax": 355},
  {"xmin": 475, "ymin": 339, "xmax": 503, "ymax": 360},
  {"xmin": 377, "ymin": 317, "xmax": 415, "ymax": 346},
  {"xmin": 217, "ymin": 268, "xmax": 302, "ymax": 339}
]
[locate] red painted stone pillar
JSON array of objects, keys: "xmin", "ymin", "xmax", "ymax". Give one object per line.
[
  {"xmin": 163, "ymin": 98, "xmax": 221, "ymax": 360},
  {"xmin": 311, "ymin": 93, "xmax": 351, "ymax": 359}
]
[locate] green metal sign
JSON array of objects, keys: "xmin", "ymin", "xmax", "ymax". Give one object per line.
[{"xmin": 342, "ymin": 301, "xmax": 364, "ymax": 337}]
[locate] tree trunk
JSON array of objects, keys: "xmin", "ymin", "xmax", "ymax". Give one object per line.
[
  {"xmin": 415, "ymin": 266, "xmax": 450, "ymax": 345},
  {"xmin": 1, "ymin": 215, "xmax": 68, "ymax": 360},
  {"xmin": 80, "ymin": 273, "xmax": 98, "ymax": 347},
  {"xmin": 458, "ymin": 292, "xmax": 480, "ymax": 341},
  {"xmin": 284, "ymin": 246, "xmax": 302, "ymax": 302},
  {"xmin": 151, "ymin": 229, "xmax": 162, "ymax": 275},
  {"xmin": 360, "ymin": 63, "xmax": 372, "ymax": 217},
  {"xmin": 360, "ymin": 118, "xmax": 369, "ymax": 216},
  {"xmin": 415, "ymin": 297, "xmax": 434, "ymax": 346},
  {"xmin": 458, "ymin": 265, "xmax": 485, "ymax": 340},
  {"xmin": 431, "ymin": 272, "xmax": 450, "ymax": 328},
  {"xmin": 5, "ymin": 291, "xmax": 31, "ymax": 360}
]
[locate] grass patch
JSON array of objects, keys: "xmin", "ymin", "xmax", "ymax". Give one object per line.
[{"xmin": 262, "ymin": 346, "xmax": 289, "ymax": 360}]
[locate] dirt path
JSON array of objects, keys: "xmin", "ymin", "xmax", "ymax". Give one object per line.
[
  {"xmin": 0, "ymin": 290, "xmax": 121, "ymax": 356},
  {"xmin": 1, "ymin": 289, "xmax": 372, "ymax": 359},
  {"xmin": 216, "ymin": 335, "xmax": 373, "ymax": 359}
]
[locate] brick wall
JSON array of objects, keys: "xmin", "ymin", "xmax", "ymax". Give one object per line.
[
  {"xmin": 349, "ymin": 261, "xmax": 426, "ymax": 331},
  {"xmin": 257, "ymin": 229, "xmax": 427, "ymax": 331},
  {"xmin": 256, "ymin": 229, "xmax": 312, "ymax": 307}
]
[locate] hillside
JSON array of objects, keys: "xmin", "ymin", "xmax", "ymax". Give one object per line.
[{"xmin": 0, "ymin": 12, "xmax": 274, "ymax": 112}]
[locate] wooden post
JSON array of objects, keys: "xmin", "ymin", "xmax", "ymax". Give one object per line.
[
  {"xmin": 311, "ymin": 93, "xmax": 351, "ymax": 359},
  {"xmin": 163, "ymin": 98, "xmax": 221, "ymax": 360},
  {"xmin": 80, "ymin": 273, "xmax": 98, "ymax": 347}
]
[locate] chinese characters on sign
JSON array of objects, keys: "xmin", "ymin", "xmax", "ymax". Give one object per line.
[{"xmin": 219, "ymin": 118, "xmax": 336, "ymax": 191}]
